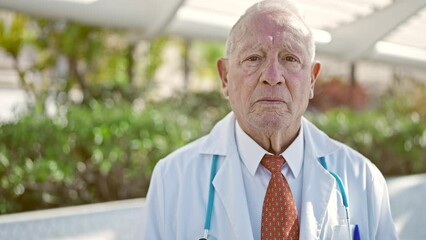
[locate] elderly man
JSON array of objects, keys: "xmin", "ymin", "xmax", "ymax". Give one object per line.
[{"xmin": 143, "ymin": 0, "xmax": 398, "ymax": 239}]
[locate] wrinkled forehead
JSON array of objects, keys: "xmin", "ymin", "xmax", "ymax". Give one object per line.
[
  {"xmin": 250, "ymin": 11, "xmax": 309, "ymax": 37},
  {"xmin": 231, "ymin": 11, "xmax": 311, "ymax": 55}
]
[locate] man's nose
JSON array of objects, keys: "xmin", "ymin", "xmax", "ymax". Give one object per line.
[{"xmin": 261, "ymin": 58, "xmax": 284, "ymax": 86}]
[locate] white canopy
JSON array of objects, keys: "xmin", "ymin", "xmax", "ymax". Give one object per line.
[{"xmin": 0, "ymin": 0, "xmax": 425, "ymax": 69}]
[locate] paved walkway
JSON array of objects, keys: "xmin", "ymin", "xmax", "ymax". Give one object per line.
[
  {"xmin": 387, "ymin": 173, "xmax": 426, "ymax": 240},
  {"xmin": 0, "ymin": 199, "xmax": 145, "ymax": 240},
  {"xmin": 0, "ymin": 174, "xmax": 425, "ymax": 240}
]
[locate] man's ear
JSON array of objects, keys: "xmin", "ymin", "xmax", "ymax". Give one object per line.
[
  {"xmin": 309, "ymin": 61, "xmax": 321, "ymax": 99},
  {"xmin": 217, "ymin": 58, "xmax": 229, "ymax": 97}
]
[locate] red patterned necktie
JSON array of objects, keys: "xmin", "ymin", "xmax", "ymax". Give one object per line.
[{"xmin": 261, "ymin": 154, "xmax": 299, "ymax": 240}]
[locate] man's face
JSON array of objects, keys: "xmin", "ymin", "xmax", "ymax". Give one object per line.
[{"xmin": 218, "ymin": 12, "xmax": 321, "ymax": 135}]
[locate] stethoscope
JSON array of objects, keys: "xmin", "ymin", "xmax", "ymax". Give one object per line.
[
  {"xmin": 199, "ymin": 155, "xmax": 360, "ymax": 240},
  {"xmin": 319, "ymin": 156, "xmax": 353, "ymax": 240}
]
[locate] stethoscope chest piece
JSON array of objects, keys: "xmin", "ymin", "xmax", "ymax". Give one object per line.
[{"xmin": 199, "ymin": 236, "xmax": 217, "ymax": 240}]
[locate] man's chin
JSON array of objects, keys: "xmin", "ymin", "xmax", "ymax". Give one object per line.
[{"xmin": 255, "ymin": 113, "xmax": 291, "ymax": 129}]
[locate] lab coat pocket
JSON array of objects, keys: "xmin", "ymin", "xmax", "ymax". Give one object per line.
[{"xmin": 330, "ymin": 224, "xmax": 355, "ymax": 240}]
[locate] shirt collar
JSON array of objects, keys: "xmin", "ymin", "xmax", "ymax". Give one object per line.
[{"xmin": 235, "ymin": 120, "xmax": 304, "ymax": 178}]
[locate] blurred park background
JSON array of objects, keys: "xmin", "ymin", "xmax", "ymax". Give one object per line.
[{"xmin": 0, "ymin": 0, "xmax": 425, "ymax": 238}]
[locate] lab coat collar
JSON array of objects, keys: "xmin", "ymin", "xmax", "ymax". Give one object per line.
[
  {"xmin": 199, "ymin": 112, "xmax": 234, "ymax": 156},
  {"xmin": 235, "ymin": 120, "xmax": 304, "ymax": 179},
  {"xmin": 301, "ymin": 116, "xmax": 340, "ymax": 158},
  {"xmin": 200, "ymin": 112, "xmax": 255, "ymax": 240},
  {"xmin": 199, "ymin": 113, "xmax": 339, "ymax": 158}
]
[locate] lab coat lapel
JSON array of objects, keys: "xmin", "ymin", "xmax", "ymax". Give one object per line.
[
  {"xmin": 201, "ymin": 113, "xmax": 254, "ymax": 240},
  {"xmin": 213, "ymin": 150, "xmax": 254, "ymax": 240},
  {"xmin": 299, "ymin": 117, "xmax": 339, "ymax": 239},
  {"xmin": 299, "ymin": 150, "xmax": 335, "ymax": 239}
]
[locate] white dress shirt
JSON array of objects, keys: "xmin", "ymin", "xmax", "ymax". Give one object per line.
[{"xmin": 235, "ymin": 120, "xmax": 304, "ymax": 240}]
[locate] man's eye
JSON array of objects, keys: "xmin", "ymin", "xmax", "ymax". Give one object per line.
[
  {"xmin": 285, "ymin": 56, "xmax": 299, "ymax": 62},
  {"xmin": 246, "ymin": 56, "xmax": 261, "ymax": 62}
]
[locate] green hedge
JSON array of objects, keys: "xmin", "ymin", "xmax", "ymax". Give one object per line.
[
  {"xmin": 1, "ymin": 91, "xmax": 425, "ymax": 214},
  {"xmin": 307, "ymin": 108, "xmax": 426, "ymax": 176},
  {"xmin": 0, "ymin": 91, "xmax": 229, "ymax": 214}
]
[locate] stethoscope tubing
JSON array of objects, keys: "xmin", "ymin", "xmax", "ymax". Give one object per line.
[
  {"xmin": 319, "ymin": 156, "xmax": 352, "ymax": 239},
  {"xmin": 201, "ymin": 154, "xmax": 219, "ymax": 240},
  {"xmin": 201, "ymin": 155, "xmax": 354, "ymax": 240}
]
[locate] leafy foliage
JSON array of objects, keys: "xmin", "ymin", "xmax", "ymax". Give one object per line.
[
  {"xmin": 191, "ymin": 40, "xmax": 224, "ymax": 79},
  {"xmin": 307, "ymin": 106, "xmax": 426, "ymax": 176},
  {"xmin": 0, "ymin": 91, "xmax": 229, "ymax": 214},
  {"xmin": 0, "ymin": 13, "xmax": 28, "ymax": 58}
]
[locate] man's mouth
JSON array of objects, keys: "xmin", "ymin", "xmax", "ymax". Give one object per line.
[{"xmin": 256, "ymin": 97, "xmax": 285, "ymax": 104}]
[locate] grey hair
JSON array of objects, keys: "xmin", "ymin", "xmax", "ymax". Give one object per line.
[{"xmin": 225, "ymin": 0, "xmax": 316, "ymax": 62}]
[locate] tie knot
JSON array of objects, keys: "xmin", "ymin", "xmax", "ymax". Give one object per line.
[{"xmin": 261, "ymin": 154, "xmax": 285, "ymax": 173}]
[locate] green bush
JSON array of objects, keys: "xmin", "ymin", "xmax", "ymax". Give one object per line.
[
  {"xmin": 1, "ymin": 88, "xmax": 425, "ymax": 214},
  {"xmin": 0, "ymin": 91, "xmax": 229, "ymax": 214},
  {"xmin": 307, "ymin": 107, "xmax": 426, "ymax": 176}
]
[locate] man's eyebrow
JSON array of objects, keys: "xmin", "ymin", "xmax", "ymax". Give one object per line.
[
  {"xmin": 280, "ymin": 35, "xmax": 306, "ymax": 56},
  {"xmin": 281, "ymin": 41, "xmax": 303, "ymax": 54},
  {"xmin": 238, "ymin": 42, "xmax": 263, "ymax": 56}
]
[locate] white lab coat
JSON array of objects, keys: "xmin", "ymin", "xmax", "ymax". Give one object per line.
[{"xmin": 143, "ymin": 112, "xmax": 398, "ymax": 240}]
